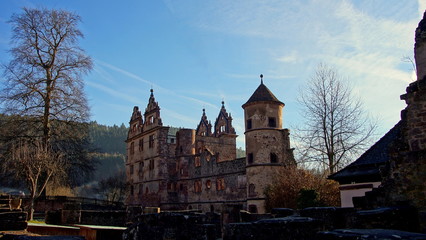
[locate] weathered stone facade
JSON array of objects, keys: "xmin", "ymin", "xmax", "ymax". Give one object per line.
[
  {"xmin": 374, "ymin": 11, "xmax": 426, "ymax": 212},
  {"xmin": 328, "ymin": 11, "xmax": 426, "ymax": 232},
  {"xmin": 125, "ymin": 78, "xmax": 295, "ymax": 213}
]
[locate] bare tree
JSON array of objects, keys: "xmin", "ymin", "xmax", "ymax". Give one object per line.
[
  {"xmin": 2, "ymin": 139, "xmax": 66, "ymax": 220},
  {"xmin": 296, "ymin": 63, "xmax": 376, "ymax": 174},
  {"xmin": 1, "ymin": 7, "xmax": 92, "ymax": 145},
  {"xmin": 0, "ymin": 8, "xmax": 94, "ymax": 195},
  {"xmin": 97, "ymin": 171, "xmax": 128, "ymax": 203}
]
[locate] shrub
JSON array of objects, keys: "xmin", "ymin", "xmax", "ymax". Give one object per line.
[{"xmin": 265, "ymin": 167, "xmax": 340, "ymax": 211}]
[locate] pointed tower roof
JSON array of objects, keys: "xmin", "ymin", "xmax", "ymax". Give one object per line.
[
  {"xmin": 242, "ymin": 74, "xmax": 284, "ymax": 108},
  {"xmin": 196, "ymin": 108, "xmax": 212, "ymax": 136},
  {"xmin": 145, "ymin": 88, "xmax": 160, "ymax": 114},
  {"xmin": 214, "ymin": 101, "xmax": 236, "ymax": 136}
]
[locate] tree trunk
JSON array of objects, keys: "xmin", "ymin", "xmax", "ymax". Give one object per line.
[
  {"xmin": 28, "ymin": 196, "xmax": 35, "ymax": 221},
  {"xmin": 43, "ymin": 76, "xmax": 52, "ymax": 146}
]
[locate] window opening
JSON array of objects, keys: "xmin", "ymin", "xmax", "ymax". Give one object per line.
[
  {"xmin": 248, "ymin": 153, "xmax": 254, "ymax": 164},
  {"xmin": 268, "ymin": 117, "xmax": 276, "ymax": 127}
]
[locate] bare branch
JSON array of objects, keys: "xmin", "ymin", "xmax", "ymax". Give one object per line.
[{"xmin": 295, "ymin": 63, "xmax": 377, "ymax": 174}]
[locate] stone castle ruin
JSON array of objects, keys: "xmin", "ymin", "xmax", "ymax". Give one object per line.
[
  {"xmin": 125, "ymin": 77, "xmax": 295, "ymax": 214},
  {"xmin": 122, "ymin": 10, "xmax": 426, "ymax": 240}
]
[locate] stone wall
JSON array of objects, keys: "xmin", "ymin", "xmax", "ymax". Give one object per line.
[
  {"xmin": 378, "ymin": 10, "xmax": 426, "ymax": 212},
  {"xmin": 123, "ymin": 212, "xmax": 218, "ymax": 240},
  {"xmin": 350, "ymin": 11, "xmax": 426, "ymax": 233},
  {"xmin": 163, "ymin": 155, "xmax": 246, "ymax": 212}
]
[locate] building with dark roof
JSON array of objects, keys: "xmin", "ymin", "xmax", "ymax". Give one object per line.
[{"xmin": 329, "ymin": 122, "xmax": 401, "ymax": 207}]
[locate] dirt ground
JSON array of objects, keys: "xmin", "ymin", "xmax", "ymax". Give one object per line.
[{"xmin": 0, "ymin": 230, "xmax": 40, "ymax": 236}]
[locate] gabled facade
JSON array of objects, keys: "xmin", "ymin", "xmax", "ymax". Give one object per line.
[{"xmin": 125, "ymin": 76, "xmax": 295, "ymax": 213}]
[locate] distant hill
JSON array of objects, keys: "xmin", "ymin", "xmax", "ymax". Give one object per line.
[
  {"xmin": 88, "ymin": 121, "xmax": 128, "ymax": 182},
  {"xmin": 89, "ymin": 121, "xmax": 128, "ymax": 154}
]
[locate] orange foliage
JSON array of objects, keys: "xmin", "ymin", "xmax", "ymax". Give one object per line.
[{"xmin": 264, "ymin": 167, "xmax": 340, "ymax": 211}]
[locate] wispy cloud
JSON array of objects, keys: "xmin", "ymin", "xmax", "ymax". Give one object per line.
[
  {"xmin": 95, "ymin": 59, "xmax": 153, "ymax": 86},
  {"xmin": 277, "ymin": 50, "xmax": 300, "ymax": 64},
  {"xmin": 86, "ymin": 81, "xmax": 142, "ymax": 105},
  {"xmin": 162, "ymin": 106, "xmax": 199, "ymax": 127},
  {"xmin": 94, "ymin": 59, "xmax": 226, "ymax": 112}
]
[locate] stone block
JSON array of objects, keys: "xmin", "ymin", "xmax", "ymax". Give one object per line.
[
  {"xmin": 61, "ymin": 209, "xmax": 81, "ymax": 225},
  {"xmin": 225, "ymin": 216, "xmax": 325, "ymax": 240},
  {"xmin": 223, "ymin": 222, "xmax": 255, "ymax": 240},
  {"xmin": 80, "ymin": 210, "xmax": 126, "ymax": 226},
  {"xmin": 123, "ymin": 212, "xmax": 220, "ymax": 240},
  {"xmin": 0, "ymin": 221, "xmax": 27, "ymax": 231},
  {"xmin": 354, "ymin": 206, "xmax": 419, "ymax": 232},
  {"xmin": 45, "ymin": 210, "xmax": 61, "ymax": 225},
  {"xmin": 317, "ymin": 229, "xmax": 426, "ymax": 240},
  {"xmin": 299, "ymin": 207, "xmax": 356, "ymax": 230},
  {"xmin": 0, "ymin": 235, "xmax": 85, "ymax": 240},
  {"xmin": 0, "ymin": 211, "xmax": 27, "ymax": 222},
  {"xmin": 252, "ymin": 217, "xmax": 324, "ymax": 240},
  {"xmin": 239, "ymin": 211, "xmax": 272, "ymax": 222},
  {"xmin": 271, "ymin": 208, "xmax": 295, "ymax": 218}
]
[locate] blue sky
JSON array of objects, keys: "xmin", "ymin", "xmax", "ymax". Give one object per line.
[{"xmin": 0, "ymin": 0, "xmax": 425, "ymax": 148}]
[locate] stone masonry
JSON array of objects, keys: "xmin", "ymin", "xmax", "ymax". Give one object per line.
[{"xmin": 125, "ymin": 77, "xmax": 295, "ymax": 213}]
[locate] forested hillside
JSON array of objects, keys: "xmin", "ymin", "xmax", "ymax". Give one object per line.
[
  {"xmin": 88, "ymin": 121, "xmax": 128, "ymax": 182},
  {"xmin": 89, "ymin": 121, "xmax": 128, "ymax": 154}
]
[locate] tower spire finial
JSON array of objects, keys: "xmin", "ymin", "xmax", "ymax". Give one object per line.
[{"xmin": 260, "ymin": 74, "xmax": 263, "ymax": 84}]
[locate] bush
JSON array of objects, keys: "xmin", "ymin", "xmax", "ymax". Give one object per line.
[{"xmin": 265, "ymin": 167, "xmax": 340, "ymax": 211}]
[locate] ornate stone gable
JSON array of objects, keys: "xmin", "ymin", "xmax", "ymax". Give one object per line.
[
  {"xmin": 214, "ymin": 101, "xmax": 236, "ymax": 136},
  {"xmin": 196, "ymin": 109, "xmax": 212, "ymax": 136},
  {"xmin": 143, "ymin": 89, "xmax": 163, "ymax": 129},
  {"xmin": 128, "ymin": 106, "xmax": 143, "ymax": 139}
]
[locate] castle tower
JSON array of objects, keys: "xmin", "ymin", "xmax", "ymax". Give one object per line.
[
  {"xmin": 126, "ymin": 88, "xmax": 173, "ymax": 207},
  {"xmin": 242, "ymin": 74, "xmax": 295, "ymax": 213}
]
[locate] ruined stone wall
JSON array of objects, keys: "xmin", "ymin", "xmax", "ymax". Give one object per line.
[
  {"xmin": 195, "ymin": 134, "xmax": 237, "ymax": 162},
  {"xmin": 376, "ymin": 11, "xmax": 426, "ymax": 214},
  {"xmin": 167, "ymin": 155, "xmax": 247, "ymax": 212},
  {"xmin": 176, "ymin": 129, "xmax": 196, "ymax": 156}
]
